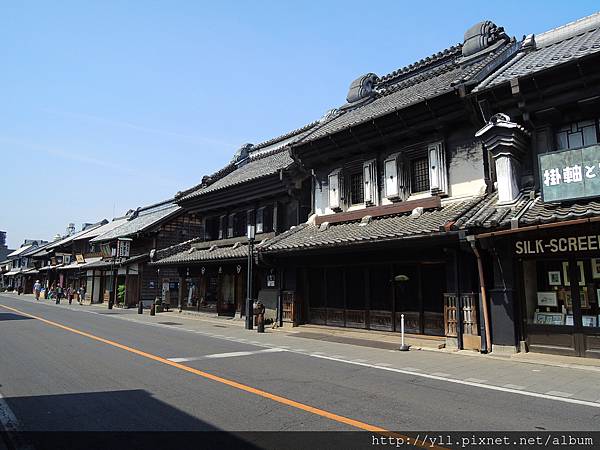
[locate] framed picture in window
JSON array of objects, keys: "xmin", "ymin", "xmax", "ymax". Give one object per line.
[
  {"xmin": 592, "ymin": 258, "xmax": 600, "ymax": 279},
  {"xmin": 582, "ymin": 315, "xmax": 598, "ymax": 328},
  {"xmin": 564, "ymin": 289, "xmax": 590, "ymax": 309},
  {"xmin": 533, "ymin": 312, "xmax": 564, "ymax": 325},
  {"xmin": 548, "ymin": 271, "xmax": 562, "ymax": 286},
  {"xmin": 537, "ymin": 291, "xmax": 558, "ymax": 307},
  {"xmin": 565, "ymin": 314, "xmax": 574, "ymax": 326},
  {"xmin": 563, "ymin": 261, "xmax": 585, "ymax": 286}
]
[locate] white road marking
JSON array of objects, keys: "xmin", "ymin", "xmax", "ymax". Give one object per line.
[
  {"xmin": 168, "ymin": 347, "xmax": 286, "ymax": 362},
  {"xmin": 503, "ymin": 383, "xmax": 526, "ymax": 390},
  {"xmin": 9, "ymin": 296, "xmax": 600, "ymax": 409},
  {"xmin": 464, "ymin": 377, "xmax": 488, "ymax": 383},
  {"xmin": 308, "ymin": 353, "xmax": 600, "ymax": 409},
  {"xmin": 544, "ymin": 390, "xmax": 573, "ymax": 398},
  {"xmin": 375, "ymin": 363, "xmax": 393, "ymax": 367},
  {"xmin": 431, "ymin": 372, "xmax": 451, "ymax": 377}
]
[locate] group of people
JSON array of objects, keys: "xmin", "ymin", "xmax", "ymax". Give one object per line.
[{"xmin": 33, "ymin": 280, "xmax": 86, "ymax": 305}]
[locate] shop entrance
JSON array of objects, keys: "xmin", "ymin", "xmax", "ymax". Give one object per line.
[
  {"xmin": 307, "ymin": 262, "xmax": 446, "ymax": 335},
  {"xmin": 523, "ymin": 258, "xmax": 600, "ymax": 357}
]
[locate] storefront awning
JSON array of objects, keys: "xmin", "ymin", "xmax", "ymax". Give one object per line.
[
  {"xmin": 261, "ymin": 196, "xmax": 483, "ymax": 254},
  {"xmin": 39, "ymin": 264, "xmax": 64, "ymax": 272},
  {"xmin": 80, "ymin": 257, "xmax": 103, "ymax": 268},
  {"xmin": 4, "ymin": 269, "xmax": 22, "ymax": 276},
  {"xmin": 151, "ymin": 242, "xmax": 251, "ymax": 266},
  {"xmin": 58, "ymin": 261, "xmax": 83, "ymax": 271}
]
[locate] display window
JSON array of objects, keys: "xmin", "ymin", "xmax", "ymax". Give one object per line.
[{"xmin": 524, "ymin": 258, "xmax": 600, "ymax": 328}]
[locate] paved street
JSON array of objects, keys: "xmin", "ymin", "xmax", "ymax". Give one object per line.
[{"xmin": 1, "ymin": 293, "xmax": 600, "ymax": 449}]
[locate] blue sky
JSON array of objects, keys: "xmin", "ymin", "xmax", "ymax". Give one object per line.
[{"xmin": 1, "ymin": 1, "xmax": 598, "ymax": 248}]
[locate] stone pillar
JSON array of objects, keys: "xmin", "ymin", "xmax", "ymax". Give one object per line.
[{"xmin": 475, "ymin": 113, "xmax": 530, "ymax": 204}]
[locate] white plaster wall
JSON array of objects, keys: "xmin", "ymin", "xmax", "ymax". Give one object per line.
[
  {"xmin": 313, "ymin": 176, "xmax": 335, "ymax": 215},
  {"xmin": 448, "ymin": 141, "xmax": 487, "ymax": 198}
]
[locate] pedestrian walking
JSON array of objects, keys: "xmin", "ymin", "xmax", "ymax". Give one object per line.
[
  {"xmin": 67, "ymin": 285, "xmax": 73, "ymax": 304},
  {"xmin": 78, "ymin": 285, "xmax": 86, "ymax": 304},
  {"xmin": 34, "ymin": 280, "xmax": 42, "ymax": 301}
]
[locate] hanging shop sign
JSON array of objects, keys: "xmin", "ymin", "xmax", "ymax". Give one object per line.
[
  {"xmin": 539, "ymin": 145, "xmax": 600, "ymax": 202},
  {"xmin": 117, "ymin": 238, "xmax": 132, "ymax": 258},
  {"xmin": 515, "ymin": 234, "xmax": 600, "ymax": 255}
]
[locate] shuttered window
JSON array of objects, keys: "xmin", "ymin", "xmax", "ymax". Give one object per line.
[
  {"xmin": 218, "ymin": 215, "xmax": 227, "ymax": 239},
  {"xmin": 227, "ymin": 214, "xmax": 234, "ymax": 238},
  {"xmin": 256, "ymin": 207, "xmax": 264, "ymax": 234},
  {"xmin": 328, "ymin": 170, "xmax": 341, "ymax": 210},
  {"xmin": 363, "ymin": 159, "xmax": 377, "ymax": 205},
  {"xmin": 428, "ymin": 141, "xmax": 448, "ymax": 195},
  {"xmin": 384, "ymin": 156, "xmax": 398, "ymax": 198}
]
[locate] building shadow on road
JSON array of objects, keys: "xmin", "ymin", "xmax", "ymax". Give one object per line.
[
  {"xmin": 1, "ymin": 389, "xmax": 261, "ymax": 450},
  {"xmin": 0, "ymin": 313, "xmax": 32, "ymax": 321}
]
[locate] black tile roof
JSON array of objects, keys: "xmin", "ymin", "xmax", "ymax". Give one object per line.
[
  {"xmin": 177, "ymin": 121, "xmax": 320, "ymax": 202},
  {"xmin": 459, "ymin": 191, "xmax": 535, "ymax": 229},
  {"xmin": 519, "ymin": 195, "xmax": 600, "ymax": 226},
  {"xmin": 152, "ymin": 243, "xmax": 251, "ymax": 265},
  {"xmin": 90, "ymin": 200, "xmax": 181, "ymax": 243},
  {"xmin": 179, "ymin": 148, "xmax": 293, "ymax": 201},
  {"xmin": 262, "ymin": 196, "xmax": 484, "ymax": 253},
  {"xmin": 460, "ymin": 188, "xmax": 600, "ymax": 230},
  {"xmin": 295, "ymin": 39, "xmax": 515, "ymax": 146},
  {"xmin": 475, "ymin": 12, "xmax": 600, "ymax": 92}
]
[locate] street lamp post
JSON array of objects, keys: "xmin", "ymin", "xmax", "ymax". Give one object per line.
[{"xmin": 245, "ymin": 225, "xmax": 255, "ymax": 330}]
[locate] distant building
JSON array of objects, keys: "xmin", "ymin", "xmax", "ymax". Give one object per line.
[{"xmin": 0, "ymin": 231, "xmax": 13, "ymax": 262}]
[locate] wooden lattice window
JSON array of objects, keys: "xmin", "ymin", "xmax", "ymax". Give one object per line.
[
  {"xmin": 349, "ymin": 172, "xmax": 364, "ymax": 205},
  {"xmin": 411, "ymin": 157, "xmax": 430, "ymax": 193}
]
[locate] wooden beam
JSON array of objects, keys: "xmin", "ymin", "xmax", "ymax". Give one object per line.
[{"xmin": 315, "ymin": 196, "xmax": 441, "ymax": 226}]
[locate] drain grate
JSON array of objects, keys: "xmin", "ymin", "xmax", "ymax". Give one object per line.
[{"xmin": 157, "ymin": 322, "xmax": 182, "ymax": 326}]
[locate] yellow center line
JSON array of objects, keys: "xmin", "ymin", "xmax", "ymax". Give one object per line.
[{"xmin": 0, "ymin": 301, "xmax": 447, "ymax": 449}]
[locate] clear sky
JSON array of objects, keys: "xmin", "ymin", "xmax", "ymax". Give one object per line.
[{"xmin": 1, "ymin": 1, "xmax": 598, "ymax": 249}]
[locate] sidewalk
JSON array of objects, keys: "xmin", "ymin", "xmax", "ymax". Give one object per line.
[
  {"xmin": 4, "ymin": 293, "xmax": 600, "ymax": 407},
  {"xmin": 8, "ymin": 292, "xmax": 600, "ymax": 372}
]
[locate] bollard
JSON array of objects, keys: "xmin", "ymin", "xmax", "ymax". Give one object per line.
[
  {"xmin": 150, "ymin": 303, "xmax": 156, "ymax": 316},
  {"xmin": 55, "ymin": 297, "xmax": 60, "ymax": 304},
  {"xmin": 138, "ymin": 301, "xmax": 143, "ymax": 314},
  {"xmin": 108, "ymin": 299, "xmax": 113, "ymax": 310},
  {"xmin": 398, "ymin": 313, "xmax": 410, "ymax": 351}
]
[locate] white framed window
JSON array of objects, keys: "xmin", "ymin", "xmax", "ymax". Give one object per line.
[
  {"xmin": 363, "ymin": 159, "xmax": 378, "ymax": 206},
  {"xmin": 427, "ymin": 141, "xmax": 448, "ymax": 195},
  {"xmin": 328, "ymin": 169, "xmax": 342, "ymax": 210},
  {"xmin": 256, "ymin": 207, "xmax": 264, "ymax": 234},
  {"xmin": 218, "ymin": 215, "xmax": 226, "ymax": 239},
  {"xmin": 227, "ymin": 214, "xmax": 235, "ymax": 238},
  {"xmin": 384, "ymin": 154, "xmax": 399, "ymax": 198}
]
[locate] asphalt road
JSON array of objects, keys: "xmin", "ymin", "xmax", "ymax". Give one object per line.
[{"xmin": 1, "ymin": 293, "xmax": 599, "ymax": 449}]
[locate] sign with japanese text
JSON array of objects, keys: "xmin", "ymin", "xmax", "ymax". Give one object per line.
[
  {"xmin": 117, "ymin": 239, "xmax": 131, "ymax": 258},
  {"xmin": 539, "ymin": 145, "xmax": 600, "ymax": 202}
]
